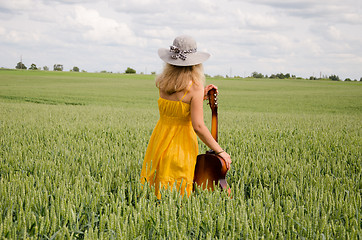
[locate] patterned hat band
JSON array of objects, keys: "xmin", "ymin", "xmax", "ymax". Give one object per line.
[{"xmin": 170, "ymin": 45, "xmax": 197, "ymax": 61}]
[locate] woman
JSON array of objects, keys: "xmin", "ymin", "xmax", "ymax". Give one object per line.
[{"xmin": 140, "ymin": 35, "xmax": 232, "ymax": 198}]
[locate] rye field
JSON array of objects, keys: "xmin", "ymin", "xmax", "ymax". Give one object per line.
[{"xmin": 0, "ymin": 70, "xmax": 361, "ymax": 239}]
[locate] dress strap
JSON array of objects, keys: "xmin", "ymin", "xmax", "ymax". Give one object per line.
[{"xmin": 181, "ymin": 82, "xmax": 193, "ymax": 101}]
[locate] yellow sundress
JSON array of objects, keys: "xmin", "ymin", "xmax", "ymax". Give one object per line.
[{"xmin": 140, "ymin": 88, "xmax": 198, "ymax": 199}]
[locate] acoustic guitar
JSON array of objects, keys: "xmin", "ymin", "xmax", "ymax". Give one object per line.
[{"xmin": 193, "ymin": 88, "xmax": 231, "ymax": 194}]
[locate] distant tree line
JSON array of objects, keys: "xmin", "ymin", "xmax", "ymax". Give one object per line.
[
  {"xmin": 15, "ymin": 62, "xmax": 81, "ymax": 72},
  {"xmin": 251, "ymin": 71, "xmax": 361, "ymax": 82},
  {"xmin": 15, "ymin": 62, "xmax": 27, "ymax": 70},
  {"xmin": 12, "ymin": 62, "xmax": 361, "ymax": 81},
  {"xmin": 252, "ymin": 71, "xmax": 297, "ymax": 79},
  {"xmin": 125, "ymin": 67, "xmax": 136, "ymax": 74},
  {"xmin": 14, "ymin": 62, "xmax": 143, "ymax": 75}
]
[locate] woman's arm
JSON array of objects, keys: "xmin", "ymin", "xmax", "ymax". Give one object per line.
[{"xmin": 190, "ymin": 85, "xmax": 232, "ymax": 169}]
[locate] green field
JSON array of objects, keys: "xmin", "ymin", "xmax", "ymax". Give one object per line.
[{"xmin": 0, "ymin": 70, "xmax": 361, "ymax": 239}]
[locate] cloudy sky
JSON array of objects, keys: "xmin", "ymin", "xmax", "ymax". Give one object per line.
[{"xmin": 0, "ymin": 0, "xmax": 361, "ymax": 79}]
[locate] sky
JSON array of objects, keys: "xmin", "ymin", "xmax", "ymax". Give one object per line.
[{"xmin": 0, "ymin": 0, "xmax": 361, "ymax": 80}]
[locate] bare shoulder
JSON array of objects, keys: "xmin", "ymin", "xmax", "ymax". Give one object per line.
[
  {"xmin": 187, "ymin": 82, "xmax": 204, "ymax": 102},
  {"xmin": 190, "ymin": 82, "xmax": 204, "ymax": 95},
  {"xmin": 173, "ymin": 81, "xmax": 201, "ymax": 103}
]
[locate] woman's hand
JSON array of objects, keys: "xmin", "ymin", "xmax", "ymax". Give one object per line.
[
  {"xmin": 218, "ymin": 151, "xmax": 232, "ymax": 170},
  {"xmin": 204, "ymin": 84, "xmax": 218, "ymax": 100}
]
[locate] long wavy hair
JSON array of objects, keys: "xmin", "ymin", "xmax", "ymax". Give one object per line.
[{"xmin": 155, "ymin": 63, "xmax": 205, "ymax": 94}]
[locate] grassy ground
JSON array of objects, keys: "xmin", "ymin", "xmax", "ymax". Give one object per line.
[
  {"xmin": 1, "ymin": 70, "xmax": 360, "ymax": 113},
  {"xmin": 0, "ymin": 70, "xmax": 361, "ymax": 239}
]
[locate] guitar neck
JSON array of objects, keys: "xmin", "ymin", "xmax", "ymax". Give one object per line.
[
  {"xmin": 208, "ymin": 88, "xmax": 218, "ymax": 142},
  {"xmin": 211, "ymin": 108, "xmax": 218, "ymax": 142}
]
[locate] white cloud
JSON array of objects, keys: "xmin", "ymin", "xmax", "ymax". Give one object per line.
[
  {"xmin": 326, "ymin": 26, "xmax": 341, "ymax": 40},
  {"xmin": 110, "ymin": 0, "xmax": 166, "ymax": 14},
  {"xmin": 0, "ymin": 0, "xmax": 39, "ymax": 12},
  {"xmin": 71, "ymin": 6, "xmax": 140, "ymax": 46},
  {"xmin": 243, "ymin": 13, "xmax": 279, "ymax": 29}
]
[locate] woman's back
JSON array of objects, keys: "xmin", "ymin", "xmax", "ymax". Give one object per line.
[
  {"xmin": 158, "ymin": 97, "xmax": 191, "ymax": 123},
  {"xmin": 141, "ymin": 88, "xmax": 198, "ymax": 198}
]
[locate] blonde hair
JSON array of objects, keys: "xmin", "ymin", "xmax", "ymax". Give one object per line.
[{"xmin": 156, "ymin": 63, "xmax": 205, "ymax": 94}]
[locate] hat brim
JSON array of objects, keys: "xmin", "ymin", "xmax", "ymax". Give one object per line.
[{"xmin": 158, "ymin": 48, "xmax": 210, "ymax": 66}]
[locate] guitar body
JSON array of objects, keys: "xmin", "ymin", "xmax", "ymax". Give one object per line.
[
  {"xmin": 193, "ymin": 88, "xmax": 231, "ymax": 194},
  {"xmin": 194, "ymin": 152, "xmax": 229, "ymax": 193}
]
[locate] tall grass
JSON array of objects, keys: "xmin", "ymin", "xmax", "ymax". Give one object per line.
[{"xmin": 0, "ymin": 70, "xmax": 361, "ymax": 239}]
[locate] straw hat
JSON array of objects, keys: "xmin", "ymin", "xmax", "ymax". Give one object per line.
[{"xmin": 158, "ymin": 35, "xmax": 210, "ymax": 66}]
